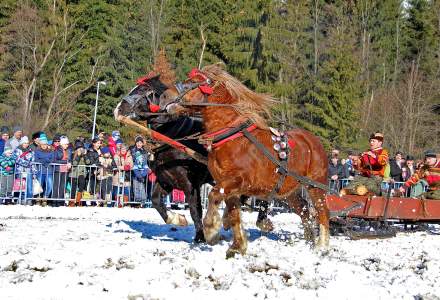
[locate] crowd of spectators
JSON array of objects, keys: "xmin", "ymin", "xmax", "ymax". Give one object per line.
[
  {"xmin": 0, "ymin": 125, "xmax": 155, "ymax": 207},
  {"xmin": 328, "ymin": 147, "xmax": 431, "ymax": 195}
]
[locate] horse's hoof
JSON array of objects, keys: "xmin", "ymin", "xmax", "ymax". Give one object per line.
[
  {"xmin": 204, "ymin": 230, "xmax": 220, "ymax": 245},
  {"xmin": 225, "ymin": 247, "xmax": 245, "ymax": 259},
  {"xmin": 166, "ymin": 212, "xmax": 188, "ymax": 226},
  {"xmin": 256, "ymin": 219, "xmax": 274, "ymax": 233},
  {"xmin": 194, "ymin": 231, "xmax": 206, "ymax": 244}
]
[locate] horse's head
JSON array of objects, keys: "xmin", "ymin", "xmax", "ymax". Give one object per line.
[
  {"xmin": 159, "ymin": 68, "xmax": 215, "ymax": 115},
  {"xmin": 114, "ymin": 72, "xmax": 176, "ymax": 128}
]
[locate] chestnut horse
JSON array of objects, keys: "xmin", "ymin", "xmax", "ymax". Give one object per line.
[{"xmin": 159, "ymin": 64, "xmax": 330, "ymax": 257}]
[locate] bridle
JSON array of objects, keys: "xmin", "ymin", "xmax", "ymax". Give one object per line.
[{"xmin": 165, "ymin": 68, "xmax": 237, "ymax": 111}]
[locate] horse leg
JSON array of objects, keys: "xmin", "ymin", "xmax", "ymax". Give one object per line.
[
  {"xmin": 152, "ymin": 183, "xmax": 188, "ymax": 227},
  {"xmin": 188, "ymin": 186, "xmax": 205, "ymax": 243},
  {"xmin": 222, "ymin": 207, "xmax": 231, "ymax": 231},
  {"xmin": 225, "ymin": 196, "xmax": 248, "ymax": 258},
  {"xmin": 203, "ymin": 188, "xmax": 224, "ymax": 245},
  {"xmin": 151, "ymin": 183, "xmax": 169, "ymax": 222},
  {"xmin": 308, "ymin": 188, "xmax": 330, "ymax": 248},
  {"xmin": 256, "ymin": 199, "xmax": 273, "ymax": 232},
  {"xmin": 286, "ymin": 190, "xmax": 317, "ymax": 244}
]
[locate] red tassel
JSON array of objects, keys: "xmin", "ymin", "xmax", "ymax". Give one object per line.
[
  {"xmin": 199, "ymin": 85, "xmax": 213, "ymax": 95},
  {"xmin": 188, "ymin": 68, "xmax": 200, "ymax": 79},
  {"xmin": 149, "ymin": 104, "xmax": 161, "ymax": 113},
  {"xmin": 136, "ymin": 71, "xmax": 157, "ymax": 85},
  {"xmin": 288, "ymin": 140, "xmax": 295, "ymax": 149}
]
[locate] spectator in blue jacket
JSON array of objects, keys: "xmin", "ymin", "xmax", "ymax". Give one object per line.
[
  {"xmin": 34, "ymin": 134, "xmax": 56, "ymax": 199},
  {"xmin": 0, "ymin": 126, "xmax": 10, "ymax": 155}
]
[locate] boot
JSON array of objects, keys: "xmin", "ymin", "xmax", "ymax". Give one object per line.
[
  {"xmin": 68, "ymin": 196, "xmax": 75, "ymax": 207},
  {"xmin": 117, "ymin": 196, "xmax": 123, "ymax": 208},
  {"xmin": 75, "ymin": 192, "xmax": 82, "ymax": 207}
]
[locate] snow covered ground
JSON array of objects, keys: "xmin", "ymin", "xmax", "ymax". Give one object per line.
[{"xmin": 0, "ymin": 206, "xmax": 439, "ymax": 300}]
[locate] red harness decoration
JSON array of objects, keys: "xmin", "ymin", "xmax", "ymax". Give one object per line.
[
  {"xmin": 188, "ymin": 68, "xmax": 213, "ymax": 95},
  {"xmin": 136, "ymin": 71, "xmax": 157, "ymax": 85},
  {"xmin": 149, "ymin": 104, "xmax": 161, "ymax": 113},
  {"xmin": 202, "ymin": 123, "xmax": 258, "ymax": 150}
]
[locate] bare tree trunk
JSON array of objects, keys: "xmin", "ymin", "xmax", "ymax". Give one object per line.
[
  {"xmin": 393, "ymin": 16, "xmax": 400, "ymax": 84},
  {"xmin": 313, "ymin": 0, "xmax": 319, "ymax": 76},
  {"xmin": 198, "ymin": 25, "xmax": 206, "ymax": 69}
]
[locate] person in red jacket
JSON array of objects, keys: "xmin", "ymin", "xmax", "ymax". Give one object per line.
[
  {"xmin": 108, "ymin": 130, "xmax": 121, "ymax": 156},
  {"xmin": 399, "ymin": 150, "xmax": 440, "ymax": 199},
  {"xmin": 341, "ymin": 133, "xmax": 389, "ymax": 196}
]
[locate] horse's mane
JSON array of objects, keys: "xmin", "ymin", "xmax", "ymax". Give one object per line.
[{"xmin": 202, "ymin": 63, "xmax": 276, "ymax": 129}]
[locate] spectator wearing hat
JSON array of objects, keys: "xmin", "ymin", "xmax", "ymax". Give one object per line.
[
  {"xmin": 113, "ymin": 143, "xmax": 133, "ymax": 207},
  {"xmin": 389, "ymin": 151, "xmax": 404, "ymax": 182},
  {"xmin": 34, "ymin": 134, "xmax": 56, "ymax": 200},
  {"xmin": 130, "ymin": 135, "xmax": 150, "ymax": 204},
  {"xmin": 399, "ymin": 150, "xmax": 440, "ymax": 200},
  {"xmin": 341, "ymin": 133, "xmax": 389, "ymax": 196},
  {"xmin": 7, "ymin": 126, "xmax": 23, "ymax": 151},
  {"xmin": 97, "ymin": 147, "xmax": 115, "ymax": 205},
  {"xmin": 108, "ymin": 130, "xmax": 121, "ymax": 156},
  {"xmin": 69, "ymin": 141, "xmax": 87, "ymax": 206},
  {"xmin": 51, "ymin": 134, "xmax": 62, "ymax": 151},
  {"xmin": 52, "ymin": 136, "xmax": 72, "ymax": 205},
  {"xmin": 0, "ymin": 145, "xmax": 16, "ymax": 199},
  {"xmin": 30, "ymin": 131, "xmax": 44, "ymax": 152},
  {"xmin": 14, "ymin": 136, "xmax": 35, "ymax": 204},
  {"xmin": 0, "ymin": 126, "xmax": 10, "ymax": 155}
]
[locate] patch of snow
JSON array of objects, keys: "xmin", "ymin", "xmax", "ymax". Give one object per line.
[{"xmin": 0, "ymin": 206, "xmax": 439, "ymax": 299}]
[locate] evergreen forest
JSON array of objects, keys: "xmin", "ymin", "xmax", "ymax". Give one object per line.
[{"xmin": 0, "ymin": 0, "xmax": 439, "ymax": 155}]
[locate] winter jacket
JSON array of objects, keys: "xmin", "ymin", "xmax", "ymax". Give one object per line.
[
  {"xmin": 97, "ymin": 156, "xmax": 116, "ymax": 180},
  {"xmin": 0, "ymin": 139, "xmax": 5, "ymax": 155},
  {"xmin": 7, "ymin": 137, "xmax": 21, "ymax": 151},
  {"xmin": 0, "ymin": 153, "xmax": 16, "ymax": 176},
  {"xmin": 54, "ymin": 147, "xmax": 73, "ymax": 173},
  {"xmin": 132, "ymin": 147, "xmax": 150, "ymax": 181},
  {"xmin": 328, "ymin": 161, "xmax": 344, "ymax": 180},
  {"xmin": 70, "ymin": 155, "xmax": 87, "ymax": 178},
  {"xmin": 14, "ymin": 146, "xmax": 36, "ymax": 175},
  {"xmin": 113, "ymin": 152, "xmax": 133, "ymax": 187},
  {"xmin": 108, "ymin": 137, "xmax": 118, "ymax": 156},
  {"xmin": 34, "ymin": 148, "xmax": 56, "ymax": 174},
  {"xmin": 389, "ymin": 159, "xmax": 403, "ymax": 182},
  {"xmin": 85, "ymin": 148, "xmax": 101, "ymax": 166}
]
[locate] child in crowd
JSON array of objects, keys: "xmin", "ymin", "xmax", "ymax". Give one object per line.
[
  {"xmin": 113, "ymin": 144, "xmax": 133, "ymax": 207},
  {"xmin": 97, "ymin": 147, "xmax": 115, "ymax": 206},
  {"xmin": 131, "ymin": 135, "xmax": 150, "ymax": 204},
  {"xmin": 70, "ymin": 141, "xmax": 87, "ymax": 206},
  {"xmin": 14, "ymin": 136, "xmax": 35, "ymax": 204},
  {"xmin": 0, "ymin": 145, "xmax": 16, "ymax": 200}
]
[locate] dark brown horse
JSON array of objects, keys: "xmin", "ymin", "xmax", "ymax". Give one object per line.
[{"xmin": 159, "ymin": 64, "xmax": 330, "ymax": 257}]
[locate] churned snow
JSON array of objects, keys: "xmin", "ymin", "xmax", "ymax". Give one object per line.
[{"xmin": 0, "ymin": 206, "xmax": 439, "ymax": 300}]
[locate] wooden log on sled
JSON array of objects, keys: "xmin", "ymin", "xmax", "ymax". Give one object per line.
[{"xmin": 116, "ymin": 115, "xmax": 207, "ymax": 165}]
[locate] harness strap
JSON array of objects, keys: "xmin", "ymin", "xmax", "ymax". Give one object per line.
[
  {"xmin": 199, "ymin": 120, "xmax": 257, "ymax": 150},
  {"xmin": 241, "ymin": 129, "xmax": 332, "ymax": 193}
]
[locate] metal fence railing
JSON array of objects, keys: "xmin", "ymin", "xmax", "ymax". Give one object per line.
[
  {"xmin": 0, "ymin": 162, "xmax": 430, "ymax": 209},
  {"xmin": 0, "ymin": 162, "xmax": 154, "ymax": 208}
]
